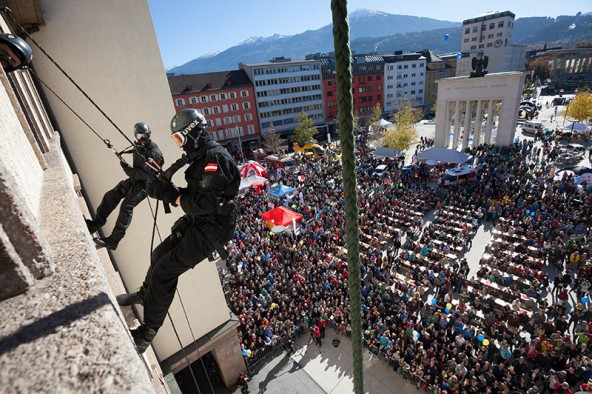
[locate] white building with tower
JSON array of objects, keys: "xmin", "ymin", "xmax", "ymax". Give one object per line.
[{"xmin": 456, "ymin": 11, "xmax": 527, "ymax": 77}]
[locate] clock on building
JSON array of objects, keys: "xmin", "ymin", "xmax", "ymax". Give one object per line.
[{"xmin": 493, "ymin": 38, "xmax": 503, "ymax": 48}]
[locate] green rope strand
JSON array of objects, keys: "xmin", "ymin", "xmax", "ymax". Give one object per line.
[{"xmin": 331, "ymin": 1, "xmax": 364, "ymax": 393}]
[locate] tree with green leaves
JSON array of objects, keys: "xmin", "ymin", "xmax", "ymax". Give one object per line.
[
  {"xmin": 293, "ymin": 111, "xmax": 318, "ymax": 146},
  {"xmin": 384, "ymin": 101, "xmax": 421, "ymax": 151},
  {"xmin": 366, "ymin": 103, "xmax": 382, "ymax": 128},
  {"xmin": 261, "ymin": 122, "xmax": 285, "ymax": 156}
]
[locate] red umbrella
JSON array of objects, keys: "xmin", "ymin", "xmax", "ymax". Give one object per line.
[{"xmin": 239, "ymin": 161, "xmax": 268, "ymax": 178}]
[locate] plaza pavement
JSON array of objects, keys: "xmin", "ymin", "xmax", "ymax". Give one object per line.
[{"xmin": 232, "ymin": 331, "xmax": 420, "ymax": 394}]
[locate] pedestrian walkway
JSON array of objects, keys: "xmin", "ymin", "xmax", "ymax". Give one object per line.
[
  {"xmin": 463, "ymin": 220, "xmax": 494, "ymax": 278},
  {"xmin": 235, "ymin": 331, "xmax": 420, "ymax": 394}
]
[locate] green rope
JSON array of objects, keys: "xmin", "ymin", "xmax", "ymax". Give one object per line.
[{"xmin": 331, "ymin": 1, "xmax": 364, "ymax": 393}]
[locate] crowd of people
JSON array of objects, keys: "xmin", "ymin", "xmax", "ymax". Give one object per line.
[{"xmin": 223, "ymin": 135, "xmax": 592, "ymax": 393}]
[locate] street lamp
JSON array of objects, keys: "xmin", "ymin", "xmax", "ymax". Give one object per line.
[{"xmin": 234, "ymin": 124, "xmax": 245, "ymax": 163}]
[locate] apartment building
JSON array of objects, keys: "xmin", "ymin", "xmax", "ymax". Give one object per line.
[
  {"xmin": 416, "ymin": 50, "xmax": 456, "ymax": 108},
  {"xmin": 316, "ymin": 53, "xmax": 384, "ymax": 122},
  {"xmin": 382, "ymin": 52, "xmax": 426, "ymax": 114},
  {"xmin": 456, "ymin": 10, "xmax": 526, "ymax": 76},
  {"xmin": 240, "ymin": 57, "xmax": 324, "ymax": 137},
  {"xmin": 168, "ymin": 71, "xmax": 259, "ymax": 154}
]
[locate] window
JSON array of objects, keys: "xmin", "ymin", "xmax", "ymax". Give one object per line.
[
  {"xmin": 419, "ymin": 63, "xmax": 424, "ymax": 67},
  {"xmin": 412, "ymin": 63, "xmax": 417, "ymax": 68},
  {"xmin": 233, "ymin": 115, "xmax": 241, "ymax": 123},
  {"xmin": 508, "ymin": 21, "xmax": 513, "ymax": 29},
  {"xmin": 487, "ymin": 43, "xmax": 493, "ymax": 47},
  {"xmin": 215, "ymin": 118, "xmax": 222, "ymax": 126},
  {"xmin": 220, "ymin": 93, "xmax": 226, "ymax": 100},
  {"xmin": 213, "ymin": 106, "xmax": 220, "ymax": 114},
  {"xmin": 471, "ymin": 37, "xmax": 477, "ymax": 42},
  {"xmin": 488, "ymin": 34, "xmax": 494, "ymax": 39},
  {"xmin": 223, "ymin": 116, "xmax": 232, "ymax": 125},
  {"xmin": 242, "ymin": 102, "xmax": 250, "ymax": 110},
  {"xmin": 497, "ymin": 32, "xmax": 503, "ymax": 37},
  {"xmin": 498, "ymin": 21, "xmax": 504, "ymax": 28},
  {"xmin": 222, "ymin": 104, "xmax": 229, "ymax": 112},
  {"xmin": 217, "ymin": 130, "xmax": 224, "ymax": 141},
  {"xmin": 245, "ymin": 113, "xmax": 253, "ymax": 121},
  {"xmin": 481, "ymin": 25, "xmax": 486, "ymax": 31},
  {"xmin": 464, "ymin": 28, "xmax": 470, "ymax": 34},
  {"xmin": 472, "ymin": 26, "xmax": 478, "ymax": 33},
  {"xmin": 240, "ymin": 90, "xmax": 249, "ymax": 97},
  {"xmin": 247, "ymin": 125, "xmax": 255, "ymax": 135},
  {"xmin": 229, "ymin": 92, "xmax": 236, "ymax": 99},
  {"xmin": 464, "ymin": 38, "xmax": 469, "ymax": 43},
  {"xmin": 470, "ymin": 45, "xmax": 476, "ymax": 50},
  {"xmin": 231, "ymin": 103, "xmax": 239, "ymax": 111},
  {"xmin": 190, "ymin": 97, "xmax": 197, "ymax": 104},
  {"xmin": 489, "ymin": 23, "xmax": 495, "ymax": 29},
  {"xmin": 478, "ymin": 44, "xmax": 484, "ymax": 49},
  {"xmin": 203, "ymin": 108, "xmax": 210, "ymax": 115},
  {"xmin": 175, "ymin": 98, "xmax": 185, "ymax": 106},
  {"xmin": 200, "ymin": 96, "xmax": 208, "ymax": 103},
  {"xmin": 368, "ymin": 76, "xmax": 372, "ymax": 81}
]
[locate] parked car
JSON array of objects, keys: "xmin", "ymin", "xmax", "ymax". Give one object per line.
[{"xmin": 522, "ymin": 121, "xmax": 544, "ymax": 135}]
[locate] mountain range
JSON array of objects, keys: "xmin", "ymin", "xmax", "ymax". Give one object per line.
[{"xmin": 168, "ymin": 9, "xmax": 592, "ymax": 76}]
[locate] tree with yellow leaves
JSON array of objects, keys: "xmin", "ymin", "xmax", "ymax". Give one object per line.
[{"xmin": 384, "ymin": 101, "xmax": 422, "ymax": 152}]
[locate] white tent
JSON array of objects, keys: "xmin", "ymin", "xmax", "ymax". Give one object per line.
[
  {"xmin": 416, "ymin": 147, "xmax": 471, "ymax": 164},
  {"xmin": 239, "ymin": 175, "xmax": 269, "ymax": 190},
  {"xmin": 372, "ymin": 147, "xmax": 403, "ymax": 158},
  {"xmin": 562, "ymin": 122, "xmax": 591, "ymax": 133},
  {"xmin": 374, "ymin": 118, "xmax": 393, "ymax": 127}
]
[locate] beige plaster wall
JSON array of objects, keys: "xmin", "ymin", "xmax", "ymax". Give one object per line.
[{"xmin": 32, "ymin": 0, "xmax": 232, "ymax": 360}]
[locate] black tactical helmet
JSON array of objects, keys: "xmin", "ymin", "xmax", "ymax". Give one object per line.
[
  {"xmin": 0, "ymin": 33, "xmax": 33, "ymax": 72},
  {"xmin": 170, "ymin": 109, "xmax": 207, "ymax": 147},
  {"xmin": 134, "ymin": 122, "xmax": 151, "ymax": 143}
]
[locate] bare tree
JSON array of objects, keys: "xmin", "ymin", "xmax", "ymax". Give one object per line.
[{"xmin": 261, "ymin": 123, "xmax": 285, "ymax": 156}]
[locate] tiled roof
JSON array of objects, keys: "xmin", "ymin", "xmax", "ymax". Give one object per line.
[{"xmin": 167, "ymin": 70, "xmax": 252, "ymax": 95}]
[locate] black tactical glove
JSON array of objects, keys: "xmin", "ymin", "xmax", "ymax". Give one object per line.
[
  {"xmin": 120, "ymin": 161, "xmax": 133, "ymax": 177},
  {"xmin": 146, "ymin": 177, "xmax": 180, "ymax": 206}
]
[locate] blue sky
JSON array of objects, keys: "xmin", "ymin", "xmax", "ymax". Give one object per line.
[{"xmin": 147, "ymin": 0, "xmax": 591, "ymax": 68}]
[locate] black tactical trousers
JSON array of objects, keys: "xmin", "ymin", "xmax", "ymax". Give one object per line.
[
  {"xmin": 140, "ymin": 217, "xmax": 215, "ymax": 331},
  {"xmin": 94, "ymin": 178, "xmax": 147, "ymax": 241}
]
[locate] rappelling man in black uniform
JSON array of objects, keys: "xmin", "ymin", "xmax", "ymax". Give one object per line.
[
  {"xmin": 86, "ymin": 122, "xmax": 164, "ymax": 250},
  {"xmin": 116, "ymin": 109, "xmax": 240, "ymax": 353}
]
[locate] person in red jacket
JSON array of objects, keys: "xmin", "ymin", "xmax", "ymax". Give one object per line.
[{"xmin": 312, "ymin": 324, "xmax": 322, "ymax": 347}]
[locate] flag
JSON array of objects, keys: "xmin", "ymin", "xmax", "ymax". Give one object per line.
[{"xmin": 530, "ymin": 69, "xmax": 534, "ymax": 80}]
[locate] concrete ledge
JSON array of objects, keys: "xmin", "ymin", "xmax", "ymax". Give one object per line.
[{"xmin": 0, "ymin": 132, "xmax": 154, "ymax": 392}]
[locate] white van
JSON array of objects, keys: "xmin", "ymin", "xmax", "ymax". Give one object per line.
[
  {"xmin": 522, "ymin": 121, "xmax": 544, "ymax": 135},
  {"xmin": 442, "ymin": 166, "xmax": 480, "ymax": 186},
  {"xmin": 373, "ymin": 164, "xmax": 388, "ymax": 178}
]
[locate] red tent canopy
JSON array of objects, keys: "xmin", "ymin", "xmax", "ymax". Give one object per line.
[
  {"xmin": 239, "ymin": 161, "xmax": 268, "ymax": 178},
  {"xmin": 261, "ymin": 206, "xmax": 303, "ymax": 228}
]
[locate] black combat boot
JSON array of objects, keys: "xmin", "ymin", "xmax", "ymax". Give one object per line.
[
  {"xmin": 116, "ymin": 290, "xmax": 144, "ymax": 306},
  {"xmin": 86, "ymin": 219, "xmax": 101, "ymax": 233},
  {"xmin": 131, "ymin": 325, "xmax": 157, "ymax": 354},
  {"xmin": 93, "ymin": 236, "xmax": 119, "ymax": 250}
]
